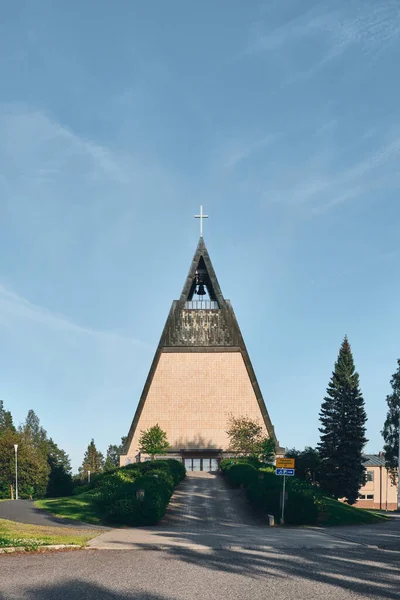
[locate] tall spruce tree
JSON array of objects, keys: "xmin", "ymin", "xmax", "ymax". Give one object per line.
[
  {"xmin": 318, "ymin": 336, "xmax": 368, "ymax": 504},
  {"xmin": 381, "ymin": 359, "xmax": 400, "ymax": 485}
]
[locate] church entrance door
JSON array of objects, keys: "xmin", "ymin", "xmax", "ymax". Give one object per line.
[{"xmin": 183, "ymin": 458, "xmax": 219, "ymax": 472}]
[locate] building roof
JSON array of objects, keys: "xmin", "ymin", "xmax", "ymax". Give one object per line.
[{"xmin": 363, "ymin": 454, "xmax": 386, "ymax": 467}]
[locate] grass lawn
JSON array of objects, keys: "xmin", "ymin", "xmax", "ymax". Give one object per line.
[
  {"xmin": 0, "ymin": 518, "xmax": 99, "ymax": 550},
  {"xmin": 319, "ymin": 497, "xmax": 390, "ymax": 526},
  {"xmin": 35, "ymin": 492, "xmax": 101, "ymax": 525}
]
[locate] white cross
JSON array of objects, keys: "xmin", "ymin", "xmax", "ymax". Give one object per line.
[{"xmin": 194, "ymin": 205, "xmax": 208, "ymax": 237}]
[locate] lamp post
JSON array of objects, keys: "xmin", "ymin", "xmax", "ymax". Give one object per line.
[{"xmin": 14, "ymin": 444, "xmax": 18, "ymax": 501}]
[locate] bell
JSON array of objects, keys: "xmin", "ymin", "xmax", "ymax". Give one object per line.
[{"xmin": 196, "ymin": 284, "xmax": 206, "ymax": 296}]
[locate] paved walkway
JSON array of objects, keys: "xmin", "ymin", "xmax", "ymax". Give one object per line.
[
  {"xmin": 89, "ymin": 472, "xmax": 400, "ymax": 551},
  {"xmin": 0, "ymin": 499, "xmax": 105, "ymax": 529}
]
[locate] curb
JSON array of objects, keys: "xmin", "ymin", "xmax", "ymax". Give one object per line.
[{"xmin": 0, "ymin": 544, "xmax": 81, "ymax": 554}]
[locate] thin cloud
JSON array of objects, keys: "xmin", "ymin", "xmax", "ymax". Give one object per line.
[
  {"xmin": 264, "ymin": 133, "xmax": 400, "ymax": 213},
  {"xmin": 242, "ymin": 1, "xmax": 400, "ymax": 85},
  {"xmin": 220, "ymin": 133, "xmax": 281, "ymax": 169},
  {"xmin": 0, "ymin": 282, "xmax": 145, "ymax": 348}
]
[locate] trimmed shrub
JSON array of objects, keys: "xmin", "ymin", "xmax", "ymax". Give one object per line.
[
  {"xmin": 220, "ymin": 457, "xmax": 266, "ymax": 472},
  {"xmin": 91, "ymin": 459, "xmax": 185, "ymax": 526},
  {"xmin": 133, "ymin": 459, "xmax": 186, "ymax": 486},
  {"xmin": 225, "ymin": 464, "xmax": 258, "ymax": 488},
  {"xmin": 246, "ymin": 470, "xmax": 325, "ymax": 525}
]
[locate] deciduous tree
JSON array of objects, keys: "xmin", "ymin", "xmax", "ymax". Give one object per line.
[
  {"xmin": 46, "ymin": 439, "xmax": 73, "ymax": 497},
  {"xmin": 226, "ymin": 415, "xmax": 275, "ymax": 463},
  {"xmin": 139, "ymin": 425, "xmax": 169, "ymax": 460}
]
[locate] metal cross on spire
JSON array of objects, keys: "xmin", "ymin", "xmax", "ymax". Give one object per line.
[{"xmin": 194, "ymin": 205, "xmax": 208, "ymax": 237}]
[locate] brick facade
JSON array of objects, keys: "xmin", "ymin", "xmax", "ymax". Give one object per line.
[{"xmin": 121, "ymin": 350, "xmax": 269, "ymax": 463}]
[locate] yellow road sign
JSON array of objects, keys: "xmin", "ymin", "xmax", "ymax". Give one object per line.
[{"xmin": 276, "ymin": 458, "xmax": 295, "ymax": 469}]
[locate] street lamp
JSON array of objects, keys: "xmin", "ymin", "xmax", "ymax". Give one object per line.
[{"xmin": 14, "ymin": 444, "xmax": 18, "ymax": 501}]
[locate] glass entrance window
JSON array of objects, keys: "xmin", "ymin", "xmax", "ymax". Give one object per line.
[
  {"xmin": 183, "ymin": 457, "xmax": 219, "ymax": 471},
  {"xmin": 192, "ymin": 458, "xmax": 201, "ymax": 471},
  {"xmin": 210, "ymin": 459, "xmax": 219, "ymax": 472},
  {"xmin": 202, "ymin": 459, "xmax": 211, "ymax": 472}
]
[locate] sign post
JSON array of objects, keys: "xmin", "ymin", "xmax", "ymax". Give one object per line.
[
  {"xmin": 281, "ymin": 471, "xmax": 286, "ymax": 525},
  {"xmin": 275, "ymin": 458, "xmax": 295, "ymax": 525}
]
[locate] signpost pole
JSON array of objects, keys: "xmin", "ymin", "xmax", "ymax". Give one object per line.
[{"xmin": 280, "ymin": 474, "xmax": 286, "ymax": 525}]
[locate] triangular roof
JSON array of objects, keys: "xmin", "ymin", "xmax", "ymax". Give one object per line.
[{"xmin": 123, "ymin": 238, "xmax": 279, "ymax": 453}]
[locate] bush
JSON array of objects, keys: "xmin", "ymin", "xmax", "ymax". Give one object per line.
[
  {"xmin": 91, "ymin": 459, "xmax": 185, "ymax": 526},
  {"xmin": 284, "ymin": 490, "xmax": 319, "ymax": 525},
  {"xmin": 131, "ymin": 459, "xmax": 186, "ymax": 486},
  {"xmin": 220, "ymin": 457, "xmax": 265, "ymax": 472},
  {"xmin": 224, "ymin": 464, "xmax": 258, "ymax": 488},
  {"xmin": 246, "ymin": 470, "xmax": 324, "ymax": 525}
]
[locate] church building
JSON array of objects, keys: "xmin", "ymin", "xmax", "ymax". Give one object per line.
[{"xmin": 120, "ymin": 210, "xmax": 280, "ymax": 471}]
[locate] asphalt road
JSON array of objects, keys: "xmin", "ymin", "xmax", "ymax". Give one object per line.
[
  {"xmin": 1, "ymin": 474, "xmax": 399, "ymax": 599},
  {"xmin": 1, "ymin": 545, "xmax": 399, "ymax": 600},
  {"xmin": 89, "ymin": 473, "xmax": 400, "ymax": 551},
  {"xmin": 0, "ymin": 500, "xmax": 105, "ymax": 529}
]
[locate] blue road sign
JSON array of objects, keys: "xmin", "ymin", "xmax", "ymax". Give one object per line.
[{"xmin": 275, "ymin": 468, "xmax": 295, "ymax": 476}]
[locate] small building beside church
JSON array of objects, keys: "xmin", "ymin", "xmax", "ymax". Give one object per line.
[
  {"xmin": 120, "ymin": 231, "xmax": 281, "ymax": 470},
  {"xmin": 355, "ymin": 454, "xmax": 398, "ymax": 511}
]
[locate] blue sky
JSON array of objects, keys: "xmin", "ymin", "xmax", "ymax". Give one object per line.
[{"xmin": 1, "ymin": 0, "xmax": 399, "ymax": 471}]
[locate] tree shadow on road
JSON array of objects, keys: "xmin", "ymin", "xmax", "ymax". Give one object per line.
[
  {"xmin": 0, "ymin": 580, "xmax": 170, "ymax": 600},
  {"xmin": 160, "ymin": 543, "xmax": 400, "ymax": 599}
]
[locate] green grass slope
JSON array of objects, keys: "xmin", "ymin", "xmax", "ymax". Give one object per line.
[
  {"xmin": 319, "ymin": 497, "xmax": 388, "ymax": 526},
  {"xmin": 35, "ymin": 492, "xmax": 100, "ymax": 525}
]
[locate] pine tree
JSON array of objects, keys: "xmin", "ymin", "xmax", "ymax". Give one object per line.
[
  {"xmin": 318, "ymin": 336, "xmax": 368, "ymax": 504},
  {"xmin": 381, "ymin": 359, "xmax": 400, "ymax": 485},
  {"xmin": 79, "ymin": 439, "xmax": 104, "ymax": 480}
]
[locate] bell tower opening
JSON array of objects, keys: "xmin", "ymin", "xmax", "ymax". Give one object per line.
[{"xmin": 184, "ymin": 256, "xmax": 220, "ymax": 310}]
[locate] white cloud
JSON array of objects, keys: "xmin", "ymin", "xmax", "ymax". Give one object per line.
[
  {"xmin": 263, "ymin": 131, "xmax": 400, "ymax": 214},
  {"xmin": 0, "ymin": 282, "xmax": 144, "ymax": 347},
  {"xmin": 221, "ymin": 133, "xmax": 281, "ymax": 169},
  {"xmin": 242, "ymin": 1, "xmax": 400, "ymax": 84}
]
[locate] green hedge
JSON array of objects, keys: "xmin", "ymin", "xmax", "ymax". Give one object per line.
[
  {"xmin": 222, "ymin": 460, "xmax": 323, "ymax": 525},
  {"xmin": 223, "ymin": 464, "xmax": 259, "ymax": 488},
  {"xmin": 92, "ymin": 459, "xmax": 185, "ymax": 526}
]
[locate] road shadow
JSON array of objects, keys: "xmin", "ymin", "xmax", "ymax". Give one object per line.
[
  {"xmin": 0, "ymin": 545, "xmax": 399, "ymax": 600},
  {"xmin": 0, "ymin": 580, "xmax": 172, "ymax": 600}
]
